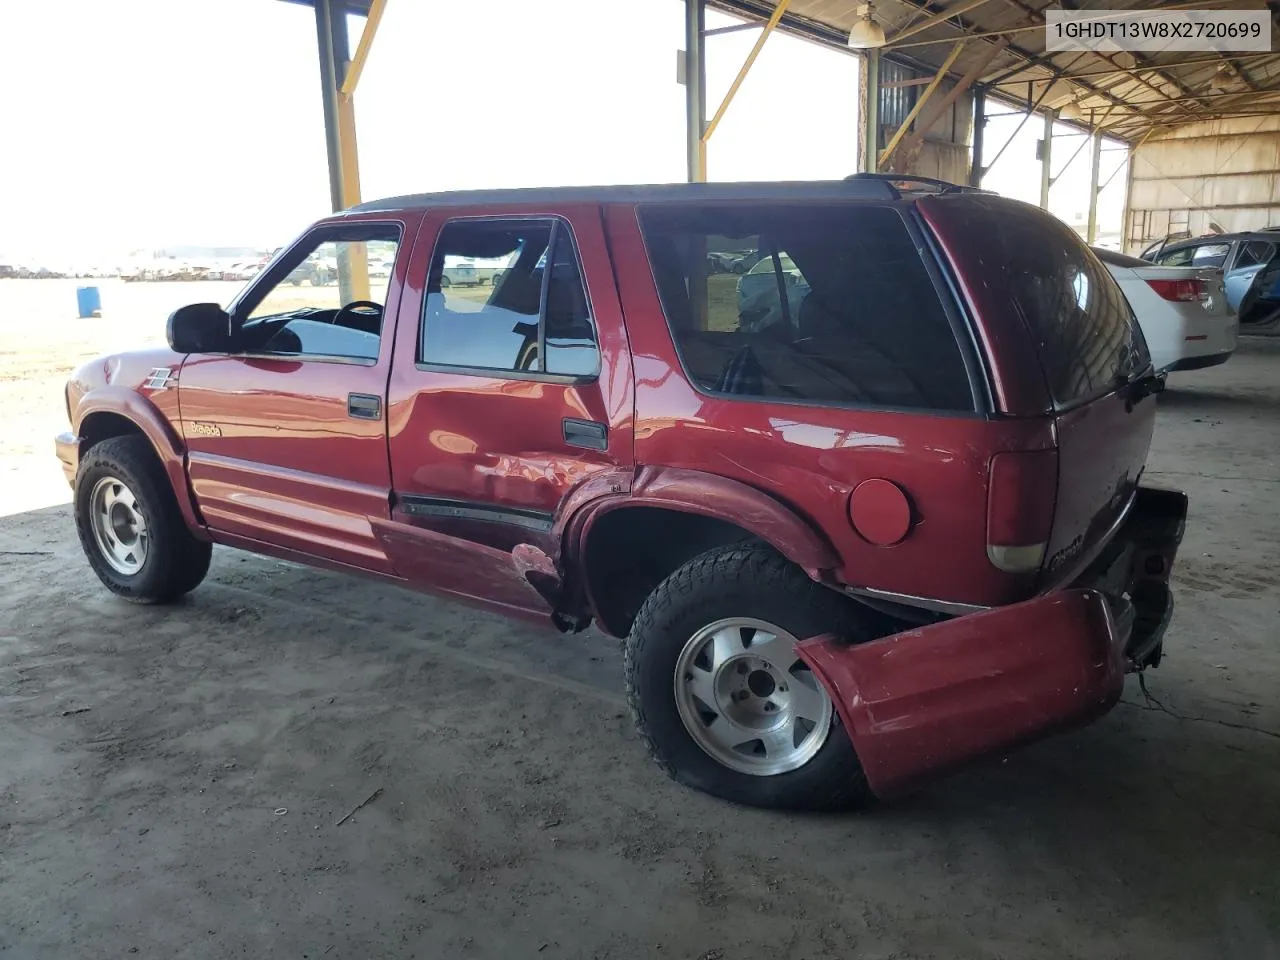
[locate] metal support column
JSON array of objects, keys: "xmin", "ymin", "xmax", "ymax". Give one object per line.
[
  {"xmin": 315, "ymin": 0, "xmax": 369, "ymax": 300},
  {"xmin": 684, "ymin": 0, "xmax": 707, "ymax": 183},
  {"xmin": 1087, "ymin": 126, "xmax": 1103, "ymax": 243},
  {"xmin": 969, "ymin": 84, "xmax": 985, "ymax": 186},
  {"xmin": 1121, "ymin": 142, "xmax": 1138, "ymax": 253},
  {"xmin": 1038, "ymin": 109, "xmax": 1054, "ymax": 210},
  {"xmin": 315, "ymin": 0, "xmax": 349, "ymax": 213},
  {"xmin": 861, "ymin": 50, "xmax": 880, "ymax": 173}
]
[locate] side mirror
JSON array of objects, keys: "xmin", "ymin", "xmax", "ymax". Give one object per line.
[{"xmin": 167, "ymin": 303, "xmax": 232, "ymax": 353}]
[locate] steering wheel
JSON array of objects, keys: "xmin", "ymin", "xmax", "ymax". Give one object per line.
[{"xmin": 332, "ymin": 300, "xmax": 384, "ymax": 333}]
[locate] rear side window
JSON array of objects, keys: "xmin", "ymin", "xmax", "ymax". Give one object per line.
[
  {"xmin": 921, "ymin": 196, "xmax": 1148, "ymax": 410},
  {"xmin": 420, "ymin": 219, "xmax": 599, "ymax": 377},
  {"xmin": 638, "ymin": 204, "xmax": 974, "ymax": 412},
  {"xmin": 1154, "ymin": 246, "xmax": 1194, "ymax": 266},
  {"xmin": 1191, "ymin": 243, "xmax": 1231, "ymax": 267}
]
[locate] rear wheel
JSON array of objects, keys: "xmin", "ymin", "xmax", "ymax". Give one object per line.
[
  {"xmin": 75, "ymin": 436, "xmax": 212, "ymax": 603},
  {"xmin": 625, "ymin": 542, "xmax": 874, "ymax": 809}
]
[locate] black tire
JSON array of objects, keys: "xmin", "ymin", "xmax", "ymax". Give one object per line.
[
  {"xmin": 625, "ymin": 542, "xmax": 874, "ymax": 810},
  {"xmin": 440, "ymin": 275, "xmax": 452, "ymax": 287},
  {"xmin": 74, "ymin": 435, "xmax": 212, "ymax": 604}
]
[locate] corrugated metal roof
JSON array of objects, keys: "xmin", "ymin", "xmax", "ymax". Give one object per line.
[{"xmin": 710, "ymin": 0, "xmax": 1280, "ymax": 142}]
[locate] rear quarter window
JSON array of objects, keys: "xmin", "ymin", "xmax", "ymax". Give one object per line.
[
  {"xmin": 920, "ymin": 195, "xmax": 1149, "ymax": 411},
  {"xmin": 637, "ymin": 203, "xmax": 976, "ymax": 413}
]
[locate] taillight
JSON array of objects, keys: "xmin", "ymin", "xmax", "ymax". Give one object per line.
[
  {"xmin": 1146, "ymin": 277, "xmax": 1207, "ymax": 303},
  {"xmin": 987, "ymin": 450, "xmax": 1057, "ymax": 573}
]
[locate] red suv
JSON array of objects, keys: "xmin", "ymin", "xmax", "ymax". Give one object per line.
[{"xmin": 56, "ymin": 176, "xmax": 1186, "ymax": 808}]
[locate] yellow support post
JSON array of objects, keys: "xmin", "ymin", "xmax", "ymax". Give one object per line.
[
  {"xmin": 700, "ymin": 0, "xmax": 793, "ymax": 161},
  {"xmin": 340, "ymin": 0, "xmax": 386, "ymax": 97},
  {"xmin": 336, "ymin": 94, "xmax": 369, "ymax": 301},
  {"xmin": 336, "ymin": 2, "xmax": 384, "ymax": 301}
]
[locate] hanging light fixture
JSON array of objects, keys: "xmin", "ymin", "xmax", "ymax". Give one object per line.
[{"xmin": 847, "ymin": 2, "xmax": 887, "ymax": 49}]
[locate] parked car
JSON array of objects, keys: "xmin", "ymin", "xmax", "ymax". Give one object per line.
[
  {"xmin": 287, "ymin": 256, "xmax": 336, "ymax": 286},
  {"xmin": 56, "ymin": 180, "xmax": 1186, "ymax": 810},
  {"xmin": 735, "ymin": 252, "xmax": 810, "ymax": 332},
  {"xmin": 1093, "ymin": 247, "xmax": 1238, "ymax": 373},
  {"xmin": 440, "ymin": 259, "xmax": 481, "ymax": 286},
  {"xmin": 707, "ymin": 250, "xmax": 753, "ymax": 274},
  {"xmin": 1141, "ymin": 232, "xmax": 1280, "ymax": 333}
]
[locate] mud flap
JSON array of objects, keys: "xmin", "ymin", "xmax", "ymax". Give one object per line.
[{"xmin": 797, "ymin": 589, "xmax": 1126, "ymax": 799}]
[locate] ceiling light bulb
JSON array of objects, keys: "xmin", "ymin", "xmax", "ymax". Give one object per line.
[{"xmin": 848, "ymin": 2, "xmax": 887, "ymax": 49}]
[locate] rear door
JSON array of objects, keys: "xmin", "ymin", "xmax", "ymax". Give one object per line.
[
  {"xmin": 1223, "ymin": 239, "xmax": 1272, "ymax": 311},
  {"xmin": 381, "ymin": 206, "xmax": 634, "ymax": 613},
  {"xmin": 919, "ymin": 196, "xmax": 1154, "ymax": 586}
]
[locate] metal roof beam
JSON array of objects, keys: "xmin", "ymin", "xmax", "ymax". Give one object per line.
[
  {"xmin": 880, "ymin": 0, "xmax": 1141, "ymax": 121},
  {"xmin": 884, "ymin": 0, "xmax": 999, "ymax": 44},
  {"xmin": 988, "ymin": 51, "xmax": 1280, "ymax": 86},
  {"xmin": 896, "ymin": 0, "xmax": 1237, "ymax": 49},
  {"xmin": 988, "ymin": 0, "xmax": 1208, "ymax": 108},
  {"xmin": 1115, "ymin": 87, "xmax": 1280, "ymax": 109}
]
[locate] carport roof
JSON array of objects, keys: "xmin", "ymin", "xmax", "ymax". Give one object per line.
[{"xmin": 711, "ymin": 0, "xmax": 1280, "ymax": 142}]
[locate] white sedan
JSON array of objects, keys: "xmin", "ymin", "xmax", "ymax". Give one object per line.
[{"xmin": 1094, "ymin": 247, "xmax": 1238, "ymax": 373}]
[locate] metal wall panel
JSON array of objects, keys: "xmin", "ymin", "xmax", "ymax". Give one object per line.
[{"xmin": 1125, "ymin": 118, "xmax": 1280, "ymax": 251}]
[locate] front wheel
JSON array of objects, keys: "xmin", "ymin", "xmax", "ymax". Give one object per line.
[
  {"xmin": 74, "ymin": 435, "xmax": 212, "ymax": 604},
  {"xmin": 625, "ymin": 542, "xmax": 873, "ymax": 810}
]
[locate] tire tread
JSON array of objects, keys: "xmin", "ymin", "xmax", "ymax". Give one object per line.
[
  {"xmin": 624, "ymin": 542, "xmax": 871, "ymax": 810},
  {"xmin": 74, "ymin": 435, "xmax": 211, "ymax": 604}
]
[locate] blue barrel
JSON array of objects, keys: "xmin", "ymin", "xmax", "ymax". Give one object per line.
[{"xmin": 76, "ymin": 286, "xmax": 102, "ymax": 318}]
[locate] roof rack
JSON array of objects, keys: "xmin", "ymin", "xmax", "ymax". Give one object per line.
[{"xmin": 843, "ymin": 173, "xmax": 992, "ymax": 198}]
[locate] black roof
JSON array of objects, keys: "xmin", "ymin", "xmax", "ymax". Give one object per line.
[{"xmin": 345, "ymin": 175, "xmax": 987, "ymax": 214}]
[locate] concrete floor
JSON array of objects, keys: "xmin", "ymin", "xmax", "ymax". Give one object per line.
[{"xmin": 3, "ymin": 341, "xmax": 1280, "ymax": 959}]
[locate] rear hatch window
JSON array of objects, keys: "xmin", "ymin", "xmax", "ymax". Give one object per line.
[
  {"xmin": 638, "ymin": 204, "xmax": 978, "ymax": 413},
  {"xmin": 919, "ymin": 195, "xmax": 1150, "ymax": 411}
]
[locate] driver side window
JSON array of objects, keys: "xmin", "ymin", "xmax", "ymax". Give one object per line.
[{"xmin": 240, "ymin": 227, "xmax": 401, "ymax": 362}]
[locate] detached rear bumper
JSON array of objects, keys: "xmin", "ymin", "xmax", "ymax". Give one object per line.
[
  {"xmin": 55, "ymin": 432, "xmax": 80, "ymax": 488},
  {"xmin": 800, "ymin": 485, "xmax": 1187, "ymax": 799}
]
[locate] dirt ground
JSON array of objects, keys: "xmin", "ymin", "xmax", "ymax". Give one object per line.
[{"xmin": 2, "ymin": 280, "xmax": 1279, "ymax": 959}]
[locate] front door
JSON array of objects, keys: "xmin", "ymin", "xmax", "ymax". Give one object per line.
[
  {"xmin": 178, "ymin": 218, "xmax": 409, "ymax": 572},
  {"xmin": 382, "ymin": 207, "xmax": 634, "ymax": 614}
]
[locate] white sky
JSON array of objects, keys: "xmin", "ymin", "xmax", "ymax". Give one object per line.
[{"xmin": 1, "ymin": 0, "xmax": 1121, "ymax": 263}]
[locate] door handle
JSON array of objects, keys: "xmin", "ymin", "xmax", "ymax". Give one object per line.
[
  {"xmin": 563, "ymin": 418, "xmax": 607, "ymax": 451},
  {"xmin": 347, "ymin": 393, "xmax": 382, "ymax": 420}
]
